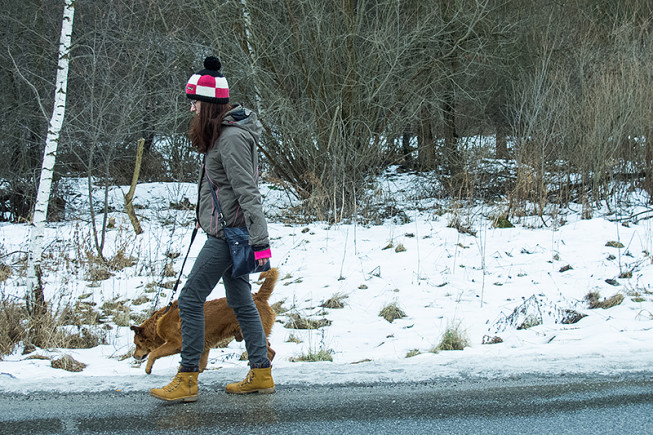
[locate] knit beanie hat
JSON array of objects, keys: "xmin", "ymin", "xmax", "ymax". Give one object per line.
[{"xmin": 185, "ymin": 56, "xmax": 229, "ymax": 104}]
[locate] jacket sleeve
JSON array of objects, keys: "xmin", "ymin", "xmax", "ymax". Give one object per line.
[{"xmin": 220, "ymin": 130, "xmax": 270, "ymax": 249}]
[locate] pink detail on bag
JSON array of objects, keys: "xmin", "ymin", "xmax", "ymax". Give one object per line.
[{"xmin": 254, "ymin": 249, "xmax": 271, "ymax": 260}]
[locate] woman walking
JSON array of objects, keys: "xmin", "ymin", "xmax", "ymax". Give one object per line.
[{"xmin": 150, "ymin": 57, "xmax": 273, "ymax": 403}]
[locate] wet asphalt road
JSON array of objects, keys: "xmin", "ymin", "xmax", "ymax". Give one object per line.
[{"xmin": 1, "ymin": 373, "xmax": 652, "ymax": 434}]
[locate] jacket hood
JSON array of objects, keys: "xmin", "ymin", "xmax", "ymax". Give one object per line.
[{"xmin": 222, "ymin": 105, "xmax": 262, "ymax": 144}]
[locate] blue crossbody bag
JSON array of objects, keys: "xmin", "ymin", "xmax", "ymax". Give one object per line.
[{"xmin": 202, "ymin": 164, "xmax": 270, "ymax": 278}]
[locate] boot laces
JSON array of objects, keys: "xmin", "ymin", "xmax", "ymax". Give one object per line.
[
  {"xmin": 163, "ymin": 374, "xmax": 183, "ymax": 392},
  {"xmin": 239, "ymin": 370, "xmax": 255, "ymax": 387}
]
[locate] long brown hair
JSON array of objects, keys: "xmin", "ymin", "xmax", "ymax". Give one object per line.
[{"xmin": 189, "ymin": 101, "xmax": 232, "ymax": 153}]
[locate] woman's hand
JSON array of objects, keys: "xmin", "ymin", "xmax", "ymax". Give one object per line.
[{"xmin": 253, "ymin": 246, "xmax": 271, "ymax": 266}]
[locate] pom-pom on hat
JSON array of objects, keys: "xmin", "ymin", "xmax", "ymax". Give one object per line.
[{"xmin": 186, "ymin": 56, "xmax": 229, "ymax": 104}]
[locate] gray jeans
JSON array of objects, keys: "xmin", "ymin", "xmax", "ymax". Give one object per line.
[{"xmin": 178, "ymin": 235, "xmax": 269, "ymax": 369}]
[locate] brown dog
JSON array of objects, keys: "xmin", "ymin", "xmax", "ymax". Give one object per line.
[{"xmin": 130, "ymin": 268, "xmax": 278, "ymax": 374}]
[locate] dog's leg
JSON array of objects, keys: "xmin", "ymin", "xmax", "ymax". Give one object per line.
[
  {"xmin": 145, "ymin": 341, "xmax": 181, "ymax": 374},
  {"xmin": 199, "ymin": 348, "xmax": 209, "ymax": 373},
  {"xmin": 266, "ymin": 340, "xmax": 276, "ymax": 362}
]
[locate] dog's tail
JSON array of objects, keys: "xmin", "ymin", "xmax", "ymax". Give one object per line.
[{"xmin": 254, "ymin": 267, "xmax": 279, "ymax": 301}]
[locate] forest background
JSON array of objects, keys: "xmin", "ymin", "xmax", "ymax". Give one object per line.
[
  {"xmin": 1, "ymin": 0, "xmax": 653, "ymax": 370},
  {"xmin": 2, "ymin": 0, "xmax": 652, "ymax": 226}
]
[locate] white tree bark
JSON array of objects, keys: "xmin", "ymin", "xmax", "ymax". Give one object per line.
[
  {"xmin": 240, "ymin": 0, "xmax": 262, "ymax": 114},
  {"xmin": 26, "ymin": 0, "xmax": 76, "ymax": 312}
]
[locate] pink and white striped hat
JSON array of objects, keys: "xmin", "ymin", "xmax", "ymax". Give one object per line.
[{"xmin": 185, "ymin": 57, "xmax": 229, "ymax": 104}]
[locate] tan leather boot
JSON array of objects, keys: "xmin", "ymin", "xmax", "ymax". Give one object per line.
[
  {"xmin": 225, "ymin": 367, "xmax": 275, "ymax": 394},
  {"xmin": 150, "ymin": 371, "xmax": 199, "ymax": 402}
]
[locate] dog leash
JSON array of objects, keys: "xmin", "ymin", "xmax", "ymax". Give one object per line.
[
  {"xmin": 161, "ymin": 158, "xmax": 209, "ymax": 314},
  {"xmin": 162, "ymin": 225, "xmax": 198, "ymax": 313}
]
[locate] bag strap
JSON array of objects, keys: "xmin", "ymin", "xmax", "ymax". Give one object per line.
[{"xmin": 202, "ymin": 158, "xmax": 227, "ymax": 230}]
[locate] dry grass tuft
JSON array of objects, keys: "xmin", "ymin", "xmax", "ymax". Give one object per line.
[
  {"xmin": 0, "ymin": 297, "xmax": 27, "ymax": 356},
  {"xmin": 86, "ymin": 264, "xmax": 113, "ymax": 281},
  {"xmin": 493, "ymin": 216, "xmax": 514, "ymax": 228},
  {"xmin": 85, "ymin": 246, "xmax": 137, "ymax": 282},
  {"xmin": 284, "ymin": 313, "xmax": 332, "ymax": 329},
  {"xmin": 131, "ymin": 295, "xmax": 150, "ymax": 306},
  {"xmin": 60, "ymin": 302, "xmax": 101, "ymax": 326},
  {"xmin": 47, "ymin": 324, "xmax": 107, "ymax": 350},
  {"xmin": 320, "ymin": 293, "xmax": 348, "ymax": 309},
  {"xmin": 432, "ymin": 324, "xmax": 469, "ymax": 352},
  {"xmin": 101, "ymin": 298, "xmax": 130, "ymax": 326},
  {"xmin": 379, "ymin": 302, "xmax": 406, "ymax": 323},
  {"xmin": 0, "ymin": 263, "xmax": 12, "ymax": 282},
  {"xmin": 163, "ymin": 262, "xmax": 176, "ymax": 277},
  {"xmin": 289, "ymin": 348, "xmax": 333, "ymax": 362},
  {"xmin": 25, "ymin": 354, "xmax": 50, "ymax": 360},
  {"xmin": 129, "ymin": 311, "xmax": 150, "ymax": 325},
  {"xmin": 106, "ymin": 247, "xmax": 137, "ymax": 271},
  {"xmin": 447, "ymin": 217, "xmax": 477, "ymax": 236},
  {"xmin": 482, "ymin": 335, "xmax": 504, "ymax": 345},
  {"xmin": 271, "ymin": 300, "xmax": 289, "ymax": 314},
  {"xmin": 585, "ymin": 292, "xmax": 624, "ymax": 309},
  {"xmin": 286, "ymin": 333, "xmax": 303, "ymax": 343},
  {"xmin": 0, "ymin": 296, "xmax": 107, "ymax": 358},
  {"xmin": 51, "ymin": 354, "xmax": 87, "ymax": 372},
  {"xmin": 406, "ymin": 349, "xmax": 421, "ymax": 358}
]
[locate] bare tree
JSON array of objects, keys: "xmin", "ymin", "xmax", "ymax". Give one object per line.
[
  {"xmin": 62, "ymin": 0, "xmax": 194, "ymax": 258},
  {"xmin": 0, "ymin": 2, "xmax": 63, "ymax": 223}
]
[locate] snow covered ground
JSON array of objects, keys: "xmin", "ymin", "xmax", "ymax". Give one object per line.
[{"xmin": 1, "ymin": 167, "xmax": 652, "ymax": 393}]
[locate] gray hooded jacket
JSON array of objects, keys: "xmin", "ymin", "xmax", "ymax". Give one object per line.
[{"xmin": 197, "ymin": 105, "xmax": 269, "ymax": 250}]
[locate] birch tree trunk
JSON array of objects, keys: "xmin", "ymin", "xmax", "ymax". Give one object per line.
[
  {"xmin": 239, "ymin": 0, "xmax": 262, "ymax": 114},
  {"xmin": 26, "ymin": 0, "xmax": 75, "ymax": 314}
]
